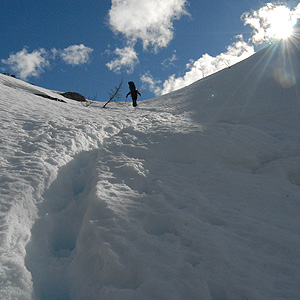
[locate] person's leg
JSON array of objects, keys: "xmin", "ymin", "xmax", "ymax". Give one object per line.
[{"xmin": 132, "ymin": 96, "xmax": 137, "ymax": 107}]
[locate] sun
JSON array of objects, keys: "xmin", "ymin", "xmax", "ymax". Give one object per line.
[{"xmin": 267, "ymin": 6, "xmax": 298, "ymax": 40}]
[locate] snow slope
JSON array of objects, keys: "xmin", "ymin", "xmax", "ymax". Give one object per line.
[{"xmin": 1, "ymin": 39, "xmax": 300, "ymax": 300}]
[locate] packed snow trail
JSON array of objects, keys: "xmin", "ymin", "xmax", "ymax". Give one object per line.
[
  {"xmin": 25, "ymin": 149, "xmax": 100, "ymax": 299},
  {"xmin": 24, "ymin": 111, "xmax": 204, "ymax": 299},
  {"xmin": 26, "ymin": 108, "xmax": 300, "ymax": 300}
]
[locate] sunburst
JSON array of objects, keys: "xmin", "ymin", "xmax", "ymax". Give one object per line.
[{"xmin": 266, "ymin": 6, "xmax": 298, "ymax": 40}]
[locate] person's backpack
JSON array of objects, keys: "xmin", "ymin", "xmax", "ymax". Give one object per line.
[{"xmin": 128, "ymin": 81, "xmax": 136, "ymax": 92}]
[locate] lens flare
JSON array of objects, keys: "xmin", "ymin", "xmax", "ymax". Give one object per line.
[
  {"xmin": 271, "ymin": 44, "xmax": 298, "ymax": 89},
  {"xmin": 273, "ymin": 66, "xmax": 297, "ymax": 88}
]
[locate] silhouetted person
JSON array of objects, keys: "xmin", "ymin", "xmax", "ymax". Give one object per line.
[{"xmin": 126, "ymin": 81, "xmax": 141, "ymax": 107}]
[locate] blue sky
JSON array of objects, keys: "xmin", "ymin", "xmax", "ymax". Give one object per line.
[{"xmin": 1, "ymin": 0, "xmax": 299, "ymax": 102}]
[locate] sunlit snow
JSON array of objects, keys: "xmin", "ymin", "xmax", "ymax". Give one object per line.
[{"xmin": 1, "ymin": 37, "xmax": 300, "ymax": 300}]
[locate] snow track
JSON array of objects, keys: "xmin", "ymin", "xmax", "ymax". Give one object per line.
[
  {"xmin": 25, "ymin": 149, "xmax": 100, "ymax": 300},
  {"xmin": 23, "ymin": 107, "xmax": 300, "ymax": 300},
  {"xmin": 24, "ymin": 110, "xmax": 199, "ymax": 299}
]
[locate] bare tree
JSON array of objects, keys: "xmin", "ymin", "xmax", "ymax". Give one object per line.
[
  {"xmin": 81, "ymin": 99, "xmax": 94, "ymax": 107},
  {"xmin": 222, "ymin": 59, "xmax": 231, "ymax": 68},
  {"xmin": 82, "ymin": 94, "xmax": 98, "ymax": 107},
  {"xmin": 103, "ymin": 79, "xmax": 123, "ymax": 108}
]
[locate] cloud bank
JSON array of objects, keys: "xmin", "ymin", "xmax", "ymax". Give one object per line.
[
  {"xmin": 142, "ymin": 35, "xmax": 254, "ymax": 95},
  {"xmin": 107, "ymin": 0, "xmax": 189, "ymax": 73},
  {"xmin": 1, "ymin": 44, "xmax": 93, "ymax": 80}
]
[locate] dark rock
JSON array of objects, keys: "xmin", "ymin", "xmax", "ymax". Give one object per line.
[
  {"xmin": 35, "ymin": 93, "xmax": 67, "ymax": 103},
  {"xmin": 61, "ymin": 92, "xmax": 86, "ymax": 102},
  {"xmin": 2, "ymin": 73, "xmax": 16, "ymax": 78}
]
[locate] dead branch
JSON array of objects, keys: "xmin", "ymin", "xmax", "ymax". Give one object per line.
[{"xmin": 103, "ymin": 79, "xmax": 123, "ymax": 108}]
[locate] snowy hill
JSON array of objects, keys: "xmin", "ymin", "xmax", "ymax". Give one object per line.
[{"xmin": 1, "ymin": 39, "xmax": 300, "ymax": 300}]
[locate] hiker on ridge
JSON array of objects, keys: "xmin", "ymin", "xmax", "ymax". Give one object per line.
[{"xmin": 126, "ymin": 81, "xmax": 141, "ymax": 107}]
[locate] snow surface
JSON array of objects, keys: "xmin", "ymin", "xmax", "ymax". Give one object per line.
[{"xmin": 1, "ymin": 39, "xmax": 300, "ymax": 300}]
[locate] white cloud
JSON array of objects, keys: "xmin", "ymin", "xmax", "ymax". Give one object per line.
[
  {"xmin": 106, "ymin": 46, "xmax": 139, "ymax": 73},
  {"xmin": 242, "ymin": 3, "xmax": 300, "ymax": 43},
  {"xmin": 109, "ymin": 0, "xmax": 188, "ymax": 50},
  {"xmin": 141, "ymin": 72, "xmax": 162, "ymax": 95},
  {"xmin": 1, "ymin": 47, "xmax": 50, "ymax": 80},
  {"xmin": 145, "ymin": 35, "xmax": 254, "ymax": 95},
  {"xmin": 162, "ymin": 53, "xmax": 178, "ymax": 68},
  {"xmin": 60, "ymin": 44, "xmax": 93, "ymax": 66},
  {"xmin": 107, "ymin": 0, "xmax": 188, "ymax": 72},
  {"xmin": 50, "ymin": 48, "xmax": 59, "ymax": 59},
  {"xmin": 1, "ymin": 44, "xmax": 94, "ymax": 80}
]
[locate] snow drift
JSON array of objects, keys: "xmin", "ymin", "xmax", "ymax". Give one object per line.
[{"xmin": 0, "ymin": 38, "xmax": 300, "ymax": 300}]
